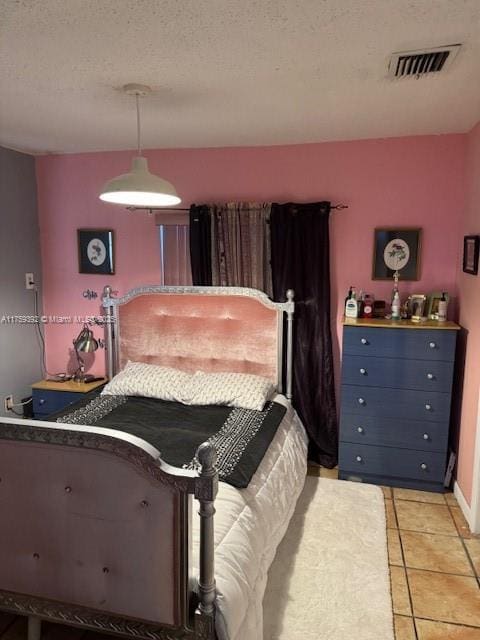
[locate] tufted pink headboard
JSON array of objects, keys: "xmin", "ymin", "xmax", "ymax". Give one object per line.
[{"xmin": 103, "ymin": 286, "xmax": 294, "ymax": 394}]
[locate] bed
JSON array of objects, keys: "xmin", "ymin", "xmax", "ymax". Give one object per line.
[{"xmin": 0, "ymin": 285, "xmax": 308, "ymax": 640}]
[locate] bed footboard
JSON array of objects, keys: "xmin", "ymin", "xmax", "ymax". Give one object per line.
[{"xmin": 0, "ymin": 418, "xmax": 218, "ymax": 640}]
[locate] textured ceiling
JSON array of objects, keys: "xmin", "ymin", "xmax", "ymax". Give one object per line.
[{"xmin": 1, "ymin": 0, "xmax": 479, "ymax": 154}]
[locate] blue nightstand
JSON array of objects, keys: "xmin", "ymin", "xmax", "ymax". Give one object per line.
[{"xmin": 31, "ymin": 378, "xmax": 107, "ymax": 419}]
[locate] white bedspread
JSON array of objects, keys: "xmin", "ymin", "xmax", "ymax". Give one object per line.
[{"xmin": 192, "ymin": 396, "xmax": 308, "ymax": 640}]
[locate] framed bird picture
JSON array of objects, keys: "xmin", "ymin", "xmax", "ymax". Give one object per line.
[
  {"xmin": 372, "ymin": 227, "xmax": 421, "ymax": 280},
  {"xmin": 77, "ymin": 229, "xmax": 115, "ymax": 275}
]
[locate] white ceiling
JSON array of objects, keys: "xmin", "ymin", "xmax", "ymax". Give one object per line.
[{"xmin": 1, "ymin": 0, "xmax": 479, "ymax": 154}]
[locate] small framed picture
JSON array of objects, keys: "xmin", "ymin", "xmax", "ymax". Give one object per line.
[
  {"xmin": 372, "ymin": 228, "xmax": 421, "ymax": 280},
  {"xmin": 407, "ymin": 294, "xmax": 427, "ymax": 320},
  {"xmin": 427, "ymin": 292, "xmax": 449, "ymax": 320},
  {"xmin": 463, "ymin": 235, "xmax": 479, "ymax": 275},
  {"xmin": 78, "ymin": 229, "xmax": 115, "ymax": 275}
]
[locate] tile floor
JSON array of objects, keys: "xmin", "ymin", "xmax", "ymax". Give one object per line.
[
  {"xmin": 0, "ymin": 468, "xmax": 479, "ymax": 639},
  {"xmin": 308, "ymin": 464, "xmax": 480, "ymax": 640}
]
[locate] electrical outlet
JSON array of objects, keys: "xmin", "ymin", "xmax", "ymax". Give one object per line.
[
  {"xmin": 4, "ymin": 395, "xmax": 13, "ymax": 412},
  {"xmin": 25, "ymin": 272, "xmax": 35, "ymax": 290}
]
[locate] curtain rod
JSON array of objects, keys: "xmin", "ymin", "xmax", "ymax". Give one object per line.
[{"xmin": 127, "ymin": 203, "xmax": 349, "ymax": 213}]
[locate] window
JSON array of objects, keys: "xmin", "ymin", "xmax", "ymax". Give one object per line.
[{"xmin": 159, "ymin": 224, "xmax": 192, "ymax": 285}]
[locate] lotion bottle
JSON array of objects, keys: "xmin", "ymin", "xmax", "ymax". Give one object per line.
[
  {"xmin": 437, "ymin": 292, "xmax": 448, "ymax": 322},
  {"xmin": 345, "ymin": 287, "xmax": 358, "ymax": 318},
  {"xmin": 345, "ymin": 286, "xmax": 353, "ymax": 310}
]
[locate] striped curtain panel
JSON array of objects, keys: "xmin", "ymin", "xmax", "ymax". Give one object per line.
[{"xmin": 210, "ymin": 203, "xmax": 273, "ymax": 296}]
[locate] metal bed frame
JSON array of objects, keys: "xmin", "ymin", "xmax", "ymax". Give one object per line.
[{"xmin": 0, "ymin": 286, "xmax": 294, "ymax": 640}]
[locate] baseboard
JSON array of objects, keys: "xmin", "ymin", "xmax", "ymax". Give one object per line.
[{"xmin": 453, "ymin": 481, "xmax": 474, "ymax": 532}]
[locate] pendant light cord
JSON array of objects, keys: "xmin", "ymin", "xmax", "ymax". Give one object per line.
[{"xmin": 136, "ymin": 92, "xmax": 142, "ymax": 156}]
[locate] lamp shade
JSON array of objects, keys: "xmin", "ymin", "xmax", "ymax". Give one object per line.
[
  {"xmin": 74, "ymin": 326, "xmax": 98, "ymax": 353},
  {"xmin": 99, "ymin": 156, "xmax": 181, "ymax": 207}
]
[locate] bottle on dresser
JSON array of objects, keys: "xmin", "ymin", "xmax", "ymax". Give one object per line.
[
  {"xmin": 357, "ymin": 290, "xmax": 365, "ymax": 318},
  {"xmin": 391, "ymin": 290, "xmax": 401, "ymax": 320},
  {"xmin": 362, "ymin": 294, "xmax": 374, "ymax": 318},
  {"xmin": 437, "ymin": 292, "xmax": 448, "ymax": 321},
  {"xmin": 345, "ymin": 286, "xmax": 359, "ymax": 318},
  {"xmin": 344, "ymin": 286, "xmax": 353, "ymax": 309},
  {"xmin": 390, "ymin": 271, "xmax": 401, "ymax": 320}
]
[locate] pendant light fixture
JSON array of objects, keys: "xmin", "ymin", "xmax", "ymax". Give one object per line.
[{"xmin": 99, "ymin": 84, "xmax": 181, "ymax": 208}]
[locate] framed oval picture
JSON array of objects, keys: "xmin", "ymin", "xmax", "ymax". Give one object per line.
[
  {"xmin": 372, "ymin": 227, "xmax": 421, "ymax": 280},
  {"xmin": 78, "ymin": 229, "xmax": 115, "ymax": 275}
]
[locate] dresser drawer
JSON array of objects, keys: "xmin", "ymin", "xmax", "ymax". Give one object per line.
[
  {"xmin": 340, "ymin": 413, "xmax": 449, "ymax": 452},
  {"xmin": 341, "ymin": 385, "xmax": 451, "ymax": 423},
  {"xmin": 343, "ymin": 327, "xmax": 456, "ymax": 361},
  {"xmin": 341, "ymin": 355, "xmax": 454, "ymax": 392},
  {"xmin": 32, "ymin": 389, "xmax": 81, "ymax": 417},
  {"xmin": 339, "ymin": 442, "xmax": 446, "ymax": 483}
]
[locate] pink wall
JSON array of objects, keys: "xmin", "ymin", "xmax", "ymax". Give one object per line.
[
  {"xmin": 456, "ymin": 121, "xmax": 480, "ymax": 504},
  {"xmin": 36, "ymin": 135, "xmax": 466, "ymax": 390}
]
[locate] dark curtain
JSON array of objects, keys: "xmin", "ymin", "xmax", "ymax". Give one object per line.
[
  {"xmin": 189, "ymin": 205, "xmax": 212, "ymax": 285},
  {"xmin": 270, "ymin": 202, "xmax": 338, "ymax": 467}
]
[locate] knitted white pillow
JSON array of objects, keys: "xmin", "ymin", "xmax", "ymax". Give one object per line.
[
  {"xmin": 102, "ymin": 361, "xmax": 193, "ymax": 403},
  {"xmin": 102, "ymin": 362, "xmax": 274, "ymax": 411},
  {"xmin": 187, "ymin": 371, "xmax": 274, "ymax": 411}
]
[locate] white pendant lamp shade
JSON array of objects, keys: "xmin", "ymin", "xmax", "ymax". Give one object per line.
[
  {"xmin": 99, "ymin": 84, "xmax": 181, "ymax": 208},
  {"xmin": 99, "ymin": 156, "xmax": 181, "ymax": 207}
]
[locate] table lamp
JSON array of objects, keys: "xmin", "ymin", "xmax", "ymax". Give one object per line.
[{"xmin": 73, "ymin": 324, "xmax": 99, "ymax": 382}]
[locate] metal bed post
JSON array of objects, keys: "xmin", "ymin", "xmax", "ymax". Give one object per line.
[
  {"xmin": 194, "ymin": 442, "xmax": 218, "ymax": 640},
  {"xmin": 102, "ymin": 285, "xmax": 115, "ymax": 380},
  {"xmin": 285, "ymin": 289, "xmax": 295, "ymax": 401}
]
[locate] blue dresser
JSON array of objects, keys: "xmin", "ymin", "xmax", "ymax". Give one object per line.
[{"xmin": 338, "ymin": 319, "xmax": 460, "ymax": 492}]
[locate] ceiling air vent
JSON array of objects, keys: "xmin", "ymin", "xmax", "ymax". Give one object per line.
[{"xmin": 388, "ymin": 44, "xmax": 461, "ymax": 79}]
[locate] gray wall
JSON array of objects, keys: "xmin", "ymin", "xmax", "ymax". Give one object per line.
[{"xmin": 0, "ymin": 146, "xmax": 43, "ymax": 417}]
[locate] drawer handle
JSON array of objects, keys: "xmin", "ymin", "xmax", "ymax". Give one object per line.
[
  {"xmin": 420, "ymin": 463, "xmax": 428, "ymax": 471},
  {"xmin": 39, "ymin": 398, "xmax": 45, "ymax": 405},
  {"xmin": 359, "ymin": 368, "xmax": 367, "ymax": 375},
  {"xmin": 358, "ymin": 398, "xmax": 365, "ymax": 405},
  {"xmin": 425, "ymin": 404, "xmax": 432, "ymax": 411},
  {"xmin": 361, "ymin": 338, "xmax": 368, "ymax": 345},
  {"xmin": 356, "ymin": 455, "xmax": 363, "ymax": 462},
  {"xmin": 423, "ymin": 433, "xmax": 430, "ymax": 440},
  {"xmin": 427, "ymin": 373, "xmax": 434, "ymax": 380},
  {"xmin": 357, "ymin": 426, "xmax": 364, "ymax": 434},
  {"xmin": 429, "ymin": 341, "xmax": 436, "ymax": 349}
]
